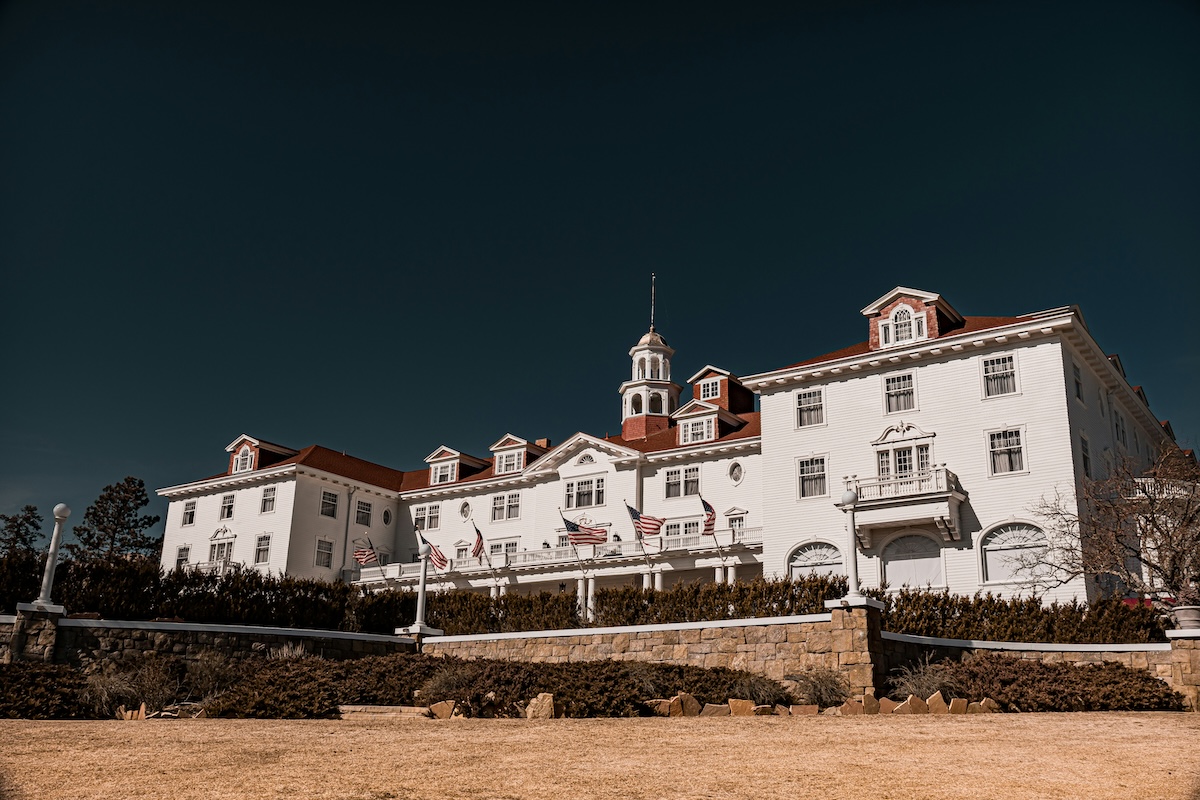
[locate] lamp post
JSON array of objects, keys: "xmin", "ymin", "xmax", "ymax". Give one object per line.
[
  {"xmin": 840, "ymin": 489, "xmax": 863, "ymax": 601},
  {"xmin": 397, "ymin": 541, "xmax": 443, "ymax": 643},
  {"xmin": 33, "ymin": 503, "xmax": 70, "ymax": 612}
]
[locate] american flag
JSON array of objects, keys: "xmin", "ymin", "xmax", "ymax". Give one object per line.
[
  {"xmin": 561, "ymin": 514, "xmax": 607, "ymax": 546},
  {"xmin": 701, "ymin": 497, "xmax": 717, "ymax": 536},
  {"xmin": 420, "ymin": 532, "xmax": 448, "ymax": 569},
  {"xmin": 471, "ymin": 523, "xmax": 485, "ymax": 559},
  {"xmin": 625, "ymin": 503, "xmax": 666, "ymax": 538},
  {"xmin": 353, "ymin": 538, "xmax": 378, "ymax": 566}
]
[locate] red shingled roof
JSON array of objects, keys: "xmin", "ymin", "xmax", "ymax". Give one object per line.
[
  {"xmin": 279, "ymin": 446, "xmax": 409, "ymax": 491},
  {"xmin": 605, "ymin": 412, "xmax": 761, "ymax": 453},
  {"xmin": 775, "ymin": 315, "xmax": 1030, "ymax": 372}
]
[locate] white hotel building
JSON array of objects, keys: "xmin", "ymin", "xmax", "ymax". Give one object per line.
[{"xmin": 157, "ymin": 286, "xmax": 1176, "ymax": 606}]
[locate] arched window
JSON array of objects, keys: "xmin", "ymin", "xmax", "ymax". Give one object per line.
[
  {"xmin": 649, "ymin": 393, "xmax": 663, "ymax": 414},
  {"xmin": 894, "ymin": 307, "xmax": 913, "ymax": 342},
  {"xmin": 638, "ymin": 358, "xmax": 646, "ymax": 379},
  {"xmin": 981, "ymin": 523, "xmax": 1047, "ymax": 583},
  {"xmin": 789, "ymin": 542, "xmax": 844, "ymax": 579},
  {"xmin": 631, "ymin": 395, "xmax": 643, "ymax": 414},
  {"xmin": 662, "ymin": 358, "xmax": 670, "ymax": 379},
  {"xmin": 234, "ymin": 446, "xmax": 254, "ymax": 473},
  {"xmin": 650, "ymin": 357, "xmax": 661, "ymax": 379},
  {"xmin": 881, "ymin": 534, "xmax": 942, "ymax": 587}
]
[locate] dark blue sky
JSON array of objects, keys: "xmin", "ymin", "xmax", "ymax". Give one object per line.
[{"xmin": 2, "ymin": 1, "xmax": 1197, "ymax": 544}]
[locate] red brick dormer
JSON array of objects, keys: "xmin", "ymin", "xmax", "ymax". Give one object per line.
[
  {"xmin": 224, "ymin": 434, "xmax": 299, "ymax": 475},
  {"xmin": 860, "ymin": 287, "xmax": 965, "ymax": 351},
  {"xmin": 686, "ymin": 365, "xmax": 755, "ymax": 414}
]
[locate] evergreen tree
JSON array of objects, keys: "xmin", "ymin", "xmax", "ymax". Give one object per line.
[
  {"xmin": 0, "ymin": 504, "xmax": 43, "ymax": 556},
  {"xmin": 66, "ymin": 477, "xmax": 162, "ymax": 558}
]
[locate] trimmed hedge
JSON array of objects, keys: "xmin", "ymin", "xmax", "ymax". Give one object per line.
[{"xmin": 0, "ymin": 662, "xmax": 92, "ymax": 720}]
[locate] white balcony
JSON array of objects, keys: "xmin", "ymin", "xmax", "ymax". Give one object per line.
[
  {"xmin": 196, "ymin": 559, "xmax": 235, "ymax": 576},
  {"xmin": 842, "ymin": 466, "xmax": 967, "ymax": 547}
]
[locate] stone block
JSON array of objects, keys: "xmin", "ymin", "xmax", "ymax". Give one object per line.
[
  {"xmin": 729, "ymin": 699, "xmax": 756, "ymax": 717},
  {"xmin": 878, "ymin": 697, "xmax": 899, "ymax": 715},
  {"xmin": 680, "ymin": 629, "xmax": 701, "ymax": 644},
  {"xmin": 790, "ymin": 704, "xmax": 819, "ymax": 715},
  {"xmin": 428, "ymin": 700, "xmax": 455, "ymax": 719},
  {"xmin": 967, "ymin": 702, "xmax": 985, "ymax": 714},
  {"xmin": 677, "ymin": 692, "xmax": 701, "ymax": 717},
  {"xmin": 980, "ymin": 697, "xmax": 1001, "ymax": 713},
  {"xmin": 891, "ymin": 698, "xmax": 913, "ymax": 714},
  {"xmin": 700, "ymin": 703, "xmax": 730, "ymax": 716},
  {"xmin": 863, "ymin": 693, "xmax": 880, "ymax": 715},
  {"xmin": 948, "ymin": 698, "xmax": 968, "ymax": 714},
  {"xmin": 525, "ymin": 693, "xmax": 561, "ymax": 719},
  {"xmin": 667, "ymin": 696, "xmax": 684, "ymax": 717},
  {"xmin": 743, "ymin": 627, "xmax": 766, "ymax": 645},
  {"xmin": 839, "ymin": 700, "xmax": 864, "ymax": 716},
  {"xmin": 752, "ymin": 705, "xmax": 775, "ymax": 715},
  {"xmin": 831, "ymin": 629, "xmax": 854, "ymax": 653},
  {"xmin": 807, "ymin": 631, "xmax": 832, "ymax": 654},
  {"xmin": 647, "ymin": 699, "xmax": 672, "ymax": 717},
  {"xmin": 773, "ymin": 704, "xmax": 791, "ymax": 716},
  {"xmin": 765, "ymin": 626, "xmax": 787, "ymax": 644},
  {"xmin": 926, "ymin": 691, "xmax": 948, "ymax": 714},
  {"xmin": 905, "ymin": 694, "xmax": 929, "ymax": 714}
]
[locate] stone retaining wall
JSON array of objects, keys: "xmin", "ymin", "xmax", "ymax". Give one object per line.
[{"xmin": 424, "ymin": 606, "xmax": 885, "ymax": 697}]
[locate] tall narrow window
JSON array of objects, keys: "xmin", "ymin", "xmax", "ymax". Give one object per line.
[
  {"xmin": 260, "ymin": 487, "xmax": 276, "ymax": 514},
  {"xmin": 895, "ymin": 447, "xmax": 913, "ymax": 477},
  {"xmin": 492, "ymin": 495, "xmax": 505, "ymax": 522},
  {"xmin": 219, "ymin": 494, "xmax": 235, "ymax": 520},
  {"xmin": 234, "ymin": 446, "xmax": 254, "ymax": 473},
  {"xmin": 1081, "ymin": 436, "xmax": 1092, "ymax": 478},
  {"xmin": 983, "ymin": 355, "xmax": 1017, "ymax": 397},
  {"xmin": 885, "ymin": 374, "xmax": 915, "ymax": 413},
  {"xmin": 175, "ymin": 546, "xmax": 190, "ymax": 571},
  {"xmin": 989, "ymin": 429, "xmax": 1025, "ymax": 474},
  {"xmin": 665, "ymin": 469, "xmax": 681, "ymax": 498},
  {"xmin": 356, "ymin": 500, "xmax": 372, "ymax": 526},
  {"xmin": 427, "ymin": 505, "xmax": 440, "ymax": 530},
  {"xmin": 319, "ymin": 490, "xmax": 338, "ymax": 518},
  {"xmin": 1072, "ymin": 363, "xmax": 1083, "ymax": 400},
  {"xmin": 506, "ymin": 493, "xmax": 520, "ymax": 520},
  {"xmin": 894, "ymin": 307, "xmax": 913, "ymax": 341},
  {"xmin": 796, "ymin": 390, "xmax": 824, "ymax": 427},
  {"xmin": 182, "ymin": 501, "xmax": 196, "ymax": 526},
  {"xmin": 878, "ymin": 451, "xmax": 891, "ymax": 479},
  {"xmin": 798, "ymin": 457, "xmax": 827, "ymax": 498},
  {"xmin": 683, "ymin": 466, "xmax": 700, "ymax": 496},
  {"xmin": 315, "ymin": 539, "xmax": 333, "ymax": 569},
  {"xmin": 917, "ymin": 444, "xmax": 931, "ymax": 474},
  {"xmin": 255, "ymin": 535, "xmax": 271, "ymax": 564}
]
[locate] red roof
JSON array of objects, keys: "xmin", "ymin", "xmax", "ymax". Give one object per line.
[
  {"xmin": 279, "ymin": 446, "xmax": 409, "ymax": 491},
  {"xmin": 775, "ymin": 315, "xmax": 1029, "ymax": 372},
  {"xmin": 605, "ymin": 412, "xmax": 761, "ymax": 454}
]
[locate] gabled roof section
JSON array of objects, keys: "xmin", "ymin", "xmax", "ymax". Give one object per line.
[
  {"xmin": 490, "ymin": 434, "xmax": 528, "ymax": 451},
  {"xmin": 860, "ymin": 286, "xmax": 964, "ymax": 324},
  {"xmin": 224, "ymin": 434, "xmax": 298, "ymax": 457},
  {"xmin": 686, "ymin": 365, "xmax": 733, "ymax": 384},
  {"xmin": 524, "ymin": 432, "xmax": 642, "ymax": 474},
  {"xmin": 671, "ymin": 399, "xmax": 745, "ymax": 426},
  {"xmin": 605, "ymin": 411, "xmax": 762, "ymax": 455},
  {"xmin": 1108, "ymin": 354, "xmax": 1126, "ymax": 378},
  {"xmin": 425, "ymin": 446, "xmax": 461, "ymax": 463}
]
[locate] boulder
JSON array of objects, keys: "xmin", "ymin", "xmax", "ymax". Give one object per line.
[
  {"xmin": 980, "ymin": 697, "xmax": 1002, "ymax": 714},
  {"xmin": 677, "ymin": 692, "xmax": 702, "ymax": 717},
  {"xmin": 752, "ymin": 705, "xmax": 775, "ymax": 716},
  {"xmin": 878, "ymin": 697, "xmax": 899, "ymax": 715},
  {"xmin": 525, "ymin": 693, "xmax": 560, "ymax": 719},
  {"xmin": 667, "ymin": 696, "xmax": 684, "ymax": 717},
  {"xmin": 926, "ymin": 691, "xmax": 949, "ymax": 714},
  {"xmin": 905, "ymin": 694, "xmax": 929, "ymax": 714},
  {"xmin": 821, "ymin": 706, "xmax": 842, "ymax": 716},
  {"xmin": 729, "ymin": 699, "xmax": 756, "ymax": 717},
  {"xmin": 773, "ymin": 704, "xmax": 791, "ymax": 716},
  {"xmin": 647, "ymin": 699, "xmax": 672, "ymax": 717},
  {"xmin": 862, "ymin": 694, "xmax": 880, "ymax": 715},
  {"xmin": 967, "ymin": 702, "xmax": 985, "ymax": 714},
  {"xmin": 891, "ymin": 698, "xmax": 913, "ymax": 715},
  {"xmin": 948, "ymin": 698, "xmax": 968, "ymax": 715},
  {"xmin": 429, "ymin": 700, "xmax": 456, "ymax": 720},
  {"xmin": 790, "ymin": 704, "xmax": 819, "ymax": 715},
  {"xmin": 839, "ymin": 700, "xmax": 865, "ymax": 716},
  {"xmin": 700, "ymin": 703, "xmax": 731, "ymax": 716}
]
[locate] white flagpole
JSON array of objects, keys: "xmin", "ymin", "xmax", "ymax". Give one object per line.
[
  {"xmin": 625, "ymin": 499, "xmax": 656, "ymax": 576},
  {"xmin": 465, "ymin": 517, "xmax": 503, "ymax": 593}
]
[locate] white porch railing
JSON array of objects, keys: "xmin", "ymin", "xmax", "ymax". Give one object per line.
[
  {"xmin": 846, "ymin": 466, "xmax": 959, "ymax": 502},
  {"xmin": 196, "ymin": 559, "xmax": 234, "ymax": 576}
]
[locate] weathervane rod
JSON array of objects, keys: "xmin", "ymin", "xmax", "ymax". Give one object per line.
[{"xmin": 650, "ymin": 272, "xmax": 656, "ymax": 331}]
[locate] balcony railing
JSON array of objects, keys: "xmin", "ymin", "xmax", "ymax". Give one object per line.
[
  {"xmin": 196, "ymin": 559, "xmax": 235, "ymax": 576},
  {"xmin": 846, "ymin": 466, "xmax": 960, "ymax": 502}
]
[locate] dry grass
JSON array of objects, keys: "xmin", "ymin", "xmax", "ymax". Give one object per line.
[{"xmin": 2, "ymin": 714, "xmax": 1199, "ymax": 800}]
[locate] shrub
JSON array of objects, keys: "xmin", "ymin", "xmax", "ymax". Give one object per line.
[
  {"xmin": 593, "ymin": 575, "xmax": 846, "ymax": 627},
  {"xmin": 79, "ymin": 655, "xmax": 187, "ymax": 717},
  {"xmin": 0, "ymin": 662, "xmax": 92, "ymax": 719},
  {"xmin": 786, "ymin": 667, "xmax": 850, "ymax": 708},
  {"xmin": 886, "ymin": 652, "xmax": 962, "ymax": 702}
]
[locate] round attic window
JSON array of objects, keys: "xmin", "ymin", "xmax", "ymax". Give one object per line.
[
  {"xmin": 382, "ymin": 509, "xmax": 393, "ymax": 526},
  {"xmin": 728, "ymin": 462, "xmax": 744, "ymax": 485},
  {"xmin": 459, "ymin": 501, "xmax": 471, "ymax": 519}
]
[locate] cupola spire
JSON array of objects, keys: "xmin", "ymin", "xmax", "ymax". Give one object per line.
[{"xmin": 649, "ymin": 272, "xmax": 656, "ymax": 332}]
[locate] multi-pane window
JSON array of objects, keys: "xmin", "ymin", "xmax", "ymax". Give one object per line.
[
  {"xmin": 664, "ymin": 523, "xmax": 681, "ymax": 537},
  {"xmin": 234, "ymin": 446, "xmax": 254, "ymax": 473},
  {"xmin": 557, "ymin": 534, "xmax": 570, "ymax": 547},
  {"xmin": 255, "ymin": 535, "xmax": 271, "ymax": 564},
  {"xmin": 260, "ymin": 487, "xmax": 276, "ymax": 514},
  {"xmin": 680, "ymin": 419, "xmax": 714, "ymax": 444},
  {"xmin": 414, "ymin": 504, "xmax": 440, "ymax": 531},
  {"xmin": 495, "ymin": 451, "xmax": 523, "ymax": 474},
  {"xmin": 796, "ymin": 390, "xmax": 824, "ymax": 427},
  {"xmin": 894, "ymin": 307, "xmax": 913, "ymax": 341},
  {"xmin": 983, "ymin": 355, "xmax": 1017, "ymax": 397},
  {"xmin": 565, "ymin": 478, "xmax": 604, "ymax": 509},
  {"xmin": 505, "ymin": 541, "xmax": 518, "ymax": 554},
  {"xmin": 798, "ymin": 457, "xmax": 827, "ymax": 498},
  {"xmin": 728, "ymin": 516, "xmax": 745, "ymax": 532},
  {"xmin": 683, "ymin": 520, "xmax": 700, "ymax": 536},
  {"xmin": 683, "ymin": 466, "xmax": 700, "ymax": 496},
  {"xmin": 356, "ymin": 500, "xmax": 372, "ymax": 526},
  {"xmin": 1081, "ymin": 436, "xmax": 1092, "ymax": 478},
  {"xmin": 878, "ymin": 444, "xmax": 932, "ymax": 480},
  {"xmin": 1072, "ymin": 363, "xmax": 1084, "ymax": 401},
  {"xmin": 209, "ymin": 540, "xmax": 233, "ymax": 562},
  {"xmin": 182, "ymin": 501, "xmax": 196, "ymax": 526},
  {"xmin": 431, "ymin": 463, "xmax": 456, "ymax": 484},
  {"xmin": 881, "ymin": 307, "xmax": 925, "ymax": 346},
  {"xmin": 456, "ymin": 546, "xmax": 469, "ymax": 560},
  {"xmin": 490, "ymin": 542, "xmax": 503, "ymax": 556},
  {"xmin": 700, "ymin": 379, "xmax": 720, "ymax": 400},
  {"xmin": 315, "ymin": 539, "xmax": 333, "ymax": 569},
  {"xmin": 491, "ymin": 493, "xmax": 520, "ymax": 521},
  {"xmin": 917, "ymin": 444, "xmax": 931, "ymax": 474},
  {"xmin": 219, "ymin": 494, "xmax": 235, "ymax": 520},
  {"xmin": 989, "ymin": 429, "xmax": 1025, "ymax": 474},
  {"xmin": 175, "ymin": 546, "xmax": 190, "ymax": 571},
  {"xmin": 492, "ymin": 495, "xmax": 505, "ymax": 522},
  {"xmin": 319, "ymin": 490, "xmax": 338, "ymax": 518},
  {"xmin": 884, "ymin": 374, "xmax": 915, "ymax": 413},
  {"xmin": 665, "ymin": 469, "xmax": 681, "ymax": 498}
]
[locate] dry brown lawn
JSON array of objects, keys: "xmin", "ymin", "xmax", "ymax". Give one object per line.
[{"xmin": 2, "ymin": 714, "xmax": 1198, "ymax": 800}]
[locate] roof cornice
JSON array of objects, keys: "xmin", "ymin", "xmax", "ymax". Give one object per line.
[
  {"xmin": 643, "ymin": 436, "xmax": 761, "ymax": 463},
  {"xmin": 157, "ymin": 464, "xmax": 299, "ymax": 498}
]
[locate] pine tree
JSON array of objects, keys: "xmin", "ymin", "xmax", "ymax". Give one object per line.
[
  {"xmin": 66, "ymin": 477, "xmax": 162, "ymax": 558},
  {"xmin": 0, "ymin": 505, "xmax": 43, "ymax": 556}
]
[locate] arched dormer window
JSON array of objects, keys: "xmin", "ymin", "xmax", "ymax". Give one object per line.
[
  {"xmin": 637, "ymin": 358, "xmax": 646, "ymax": 379},
  {"xmin": 649, "ymin": 393, "xmax": 663, "ymax": 414},
  {"xmin": 234, "ymin": 445, "xmax": 254, "ymax": 473},
  {"xmin": 879, "ymin": 305, "xmax": 926, "ymax": 347}
]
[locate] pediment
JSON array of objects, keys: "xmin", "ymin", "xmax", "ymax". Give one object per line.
[
  {"xmin": 686, "ymin": 364, "xmax": 733, "ymax": 384},
  {"xmin": 525, "ymin": 432, "xmax": 640, "ymax": 473},
  {"xmin": 724, "ymin": 506, "xmax": 748, "ymax": 516},
  {"xmin": 425, "ymin": 446, "xmax": 461, "ymax": 463},
  {"xmin": 871, "ymin": 421, "xmax": 936, "ymax": 446},
  {"xmin": 225, "ymin": 434, "xmax": 259, "ymax": 452},
  {"xmin": 489, "ymin": 434, "xmax": 528, "ymax": 452},
  {"xmin": 672, "ymin": 399, "xmax": 721, "ymax": 419}
]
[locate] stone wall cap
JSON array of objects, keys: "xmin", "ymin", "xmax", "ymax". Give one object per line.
[
  {"xmin": 1165, "ymin": 629, "xmax": 1200, "ymax": 640},
  {"xmin": 424, "ymin": 612, "xmax": 833, "ymax": 645},
  {"xmin": 881, "ymin": 630, "xmax": 1172, "ymax": 652},
  {"xmin": 824, "ymin": 597, "xmax": 885, "ymax": 611},
  {"xmin": 57, "ymin": 617, "xmax": 415, "ymax": 645},
  {"xmin": 16, "ymin": 602, "xmax": 66, "ymax": 615},
  {"xmin": 0, "ymin": 614, "xmax": 16, "ymax": 625}
]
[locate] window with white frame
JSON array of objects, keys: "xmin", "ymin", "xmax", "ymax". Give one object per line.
[
  {"xmin": 790, "ymin": 542, "xmax": 844, "ymax": 579},
  {"xmin": 879, "ymin": 305, "xmax": 926, "ymax": 347},
  {"xmin": 456, "ymin": 545, "xmax": 469, "ymax": 560},
  {"xmin": 683, "ymin": 520, "xmax": 700, "ymax": 536},
  {"xmin": 260, "ymin": 487, "xmax": 276, "ymax": 514},
  {"xmin": 1072, "ymin": 362, "xmax": 1084, "ymax": 401},
  {"xmin": 1081, "ymin": 435, "xmax": 1092, "ymax": 478},
  {"xmin": 495, "ymin": 451, "xmax": 523, "ymax": 475},
  {"xmin": 383, "ymin": 509, "xmax": 393, "ymax": 525},
  {"xmin": 491, "ymin": 494, "xmax": 505, "ymax": 522},
  {"xmin": 882, "ymin": 535, "xmax": 942, "ymax": 587},
  {"xmin": 728, "ymin": 515, "xmax": 745, "ymax": 532},
  {"xmin": 728, "ymin": 462, "xmax": 744, "ymax": 484},
  {"xmin": 557, "ymin": 534, "xmax": 570, "ymax": 547},
  {"xmin": 1114, "ymin": 411, "xmax": 1127, "ymax": 448},
  {"xmin": 182, "ymin": 501, "xmax": 196, "ymax": 526},
  {"xmin": 565, "ymin": 477, "xmax": 604, "ymax": 509},
  {"xmin": 175, "ymin": 546, "xmax": 190, "ymax": 571},
  {"xmin": 884, "ymin": 374, "xmax": 915, "ymax": 413},
  {"xmin": 665, "ymin": 469, "xmax": 681, "ymax": 498},
  {"xmin": 209, "ymin": 540, "xmax": 234, "ymax": 563},
  {"xmin": 982, "ymin": 355, "xmax": 1017, "ymax": 397},
  {"xmin": 505, "ymin": 540, "xmax": 518, "ymax": 554},
  {"xmin": 877, "ymin": 444, "xmax": 931, "ymax": 480},
  {"xmin": 255, "ymin": 535, "xmax": 271, "ymax": 565},
  {"xmin": 981, "ymin": 524, "xmax": 1047, "ymax": 583},
  {"xmin": 797, "ymin": 457, "xmax": 827, "ymax": 498},
  {"xmin": 414, "ymin": 504, "xmax": 440, "ymax": 530},
  {"xmin": 315, "ymin": 539, "xmax": 333, "ymax": 569},
  {"xmin": 234, "ymin": 445, "xmax": 254, "ymax": 473},
  {"xmin": 430, "ymin": 462, "xmax": 457, "ymax": 484},
  {"xmin": 988, "ymin": 429, "xmax": 1025, "ymax": 474},
  {"xmin": 699, "ymin": 379, "xmax": 721, "ymax": 401},
  {"xmin": 680, "ymin": 418, "xmax": 714, "ymax": 445},
  {"xmin": 683, "ymin": 466, "xmax": 700, "ymax": 496},
  {"xmin": 796, "ymin": 389, "xmax": 824, "ymax": 427},
  {"xmin": 664, "ymin": 522, "xmax": 680, "ymax": 537},
  {"xmin": 319, "ymin": 490, "xmax": 338, "ymax": 518},
  {"xmin": 356, "ymin": 500, "xmax": 372, "ymax": 526},
  {"xmin": 219, "ymin": 494, "xmax": 235, "ymax": 520}
]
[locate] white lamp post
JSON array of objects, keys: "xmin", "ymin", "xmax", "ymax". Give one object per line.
[
  {"xmin": 397, "ymin": 541, "xmax": 443, "ymax": 642},
  {"xmin": 30, "ymin": 503, "xmax": 70, "ymax": 613},
  {"xmin": 840, "ymin": 489, "xmax": 863, "ymax": 601}
]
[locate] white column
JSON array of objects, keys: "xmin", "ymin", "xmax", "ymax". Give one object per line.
[
  {"xmin": 586, "ymin": 576, "xmax": 597, "ymax": 622},
  {"xmin": 654, "ymin": 571, "xmax": 664, "ymax": 591},
  {"xmin": 498, "ymin": 583, "xmax": 508, "ymax": 596},
  {"xmin": 490, "ymin": 585, "xmax": 499, "ymax": 599},
  {"xmin": 577, "ymin": 577, "xmax": 586, "ymax": 617},
  {"xmin": 34, "ymin": 504, "xmax": 70, "ymax": 609},
  {"xmin": 726, "ymin": 563, "xmax": 737, "ymax": 584},
  {"xmin": 642, "ymin": 572, "xmax": 652, "ymax": 590},
  {"xmin": 841, "ymin": 489, "xmax": 863, "ymax": 600},
  {"xmin": 714, "ymin": 565, "xmax": 725, "ymax": 584}
]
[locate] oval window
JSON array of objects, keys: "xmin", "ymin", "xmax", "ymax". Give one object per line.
[
  {"xmin": 728, "ymin": 462, "xmax": 744, "ymax": 484},
  {"xmin": 382, "ymin": 509, "xmax": 393, "ymax": 526},
  {"xmin": 459, "ymin": 501, "xmax": 471, "ymax": 519}
]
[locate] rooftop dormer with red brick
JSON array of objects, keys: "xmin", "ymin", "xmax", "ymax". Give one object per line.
[
  {"xmin": 225, "ymin": 434, "xmax": 299, "ymax": 475},
  {"xmin": 861, "ymin": 286, "xmax": 966, "ymax": 351},
  {"xmin": 686, "ymin": 365, "xmax": 755, "ymax": 415},
  {"xmin": 423, "ymin": 446, "xmax": 489, "ymax": 486},
  {"xmin": 488, "ymin": 434, "xmax": 550, "ymax": 475}
]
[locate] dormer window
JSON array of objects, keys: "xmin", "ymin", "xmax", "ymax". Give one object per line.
[
  {"xmin": 431, "ymin": 463, "xmax": 457, "ymax": 484},
  {"xmin": 699, "ymin": 379, "xmax": 721, "ymax": 401},
  {"xmin": 879, "ymin": 305, "xmax": 926, "ymax": 347},
  {"xmin": 234, "ymin": 445, "xmax": 254, "ymax": 473},
  {"xmin": 495, "ymin": 451, "xmax": 523, "ymax": 475},
  {"xmin": 680, "ymin": 418, "xmax": 715, "ymax": 445}
]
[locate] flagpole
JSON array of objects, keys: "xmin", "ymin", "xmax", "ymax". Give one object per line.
[
  {"xmin": 559, "ymin": 508, "xmax": 591, "ymax": 577},
  {"xmin": 701, "ymin": 497, "xmax": 729, "ymax": 573},
  {"xmin": 466, "ymin": 517, "xmax": 503, "ymax": 594},
  {"xmin": 625, "ymin": 499, "xmax": 656, "ymax": 577}
]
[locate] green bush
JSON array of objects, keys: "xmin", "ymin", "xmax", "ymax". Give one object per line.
[
  {"xmin": 0, "ymin": 550, "xmax": 42, "ymax": 614},
  {"xmin": 888, "ymin": 651, "xmax": 1184, "ymax": 711},
  {"xmin": 0, "ymin": 663, "xmax": 92, "ymax": 719}
]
